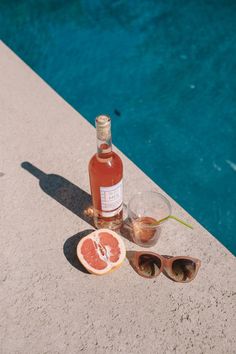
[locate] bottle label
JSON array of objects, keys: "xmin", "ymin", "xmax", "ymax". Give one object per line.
[
  {"xmin": 100, "ymin": 180, "xmax": 123, "ymax": 212},
  {"xmin": 100, "ymin": 205, "xmax": 123, "ymax": 217}
]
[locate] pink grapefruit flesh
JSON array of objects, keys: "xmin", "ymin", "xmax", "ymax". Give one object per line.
[{"xmin": 77, "ymin": 229, "xmax": 126, "ymax": 275}]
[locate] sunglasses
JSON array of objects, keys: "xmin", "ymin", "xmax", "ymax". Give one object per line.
[{"xmin": 129, "ymin": 251, "xmax": 201, "ymax": 282}]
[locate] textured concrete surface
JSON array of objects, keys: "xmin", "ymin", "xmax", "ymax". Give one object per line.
[{"xmin": 0, "ymin": 41, "xmax": 235, "ymax": 354}]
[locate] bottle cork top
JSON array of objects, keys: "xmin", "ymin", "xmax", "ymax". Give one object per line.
[
  {"xmin": 96, "ymin": 115, "xmax": 111, "ymax": 141},
  {"xmin": 96, "ymin": 115, "xmax": 110, "ymax": 125}
]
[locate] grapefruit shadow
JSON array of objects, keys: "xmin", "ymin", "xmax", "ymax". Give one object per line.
[{"xmin": 63, "ymin": 229, "xmax": 94, "ymax": 274}]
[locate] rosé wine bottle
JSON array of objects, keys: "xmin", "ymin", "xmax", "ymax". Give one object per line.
[{"xmin": 89, "ymin": 115, "xmax": 123, "ymax": 230}]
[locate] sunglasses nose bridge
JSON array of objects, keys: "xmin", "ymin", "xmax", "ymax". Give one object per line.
[
  {"xmin": 154, "ymin": 256, "xmax": 164, "ymax": 275},
  {"xmin": 157, "ymin": 255, "xmax": 164, "ymax": 273},
  {"xmin": 161, "ymin": 257, "xmax": 174, "ymax": 279},
  {"xmin": 161, "ymin": 256, "xmax": 172, "ymax": 269}
]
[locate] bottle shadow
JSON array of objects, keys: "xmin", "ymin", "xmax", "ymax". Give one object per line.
[
  {"xmin": 21, "ymin": 161, "xmax": 96, "ymax": 274},
  {"xmin": 21, "ymin": 161, "xmax": 94, "ymax": 227}
]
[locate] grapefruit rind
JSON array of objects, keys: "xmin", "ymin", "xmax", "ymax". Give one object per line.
[{"xmin": 76, "ymin": 228, "xmax": 126, "ymax": 275}]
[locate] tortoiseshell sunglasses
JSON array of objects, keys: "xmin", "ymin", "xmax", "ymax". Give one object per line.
[{"xmin": 130, "ymin": 251, "xmax": 201, "ymax": 282}]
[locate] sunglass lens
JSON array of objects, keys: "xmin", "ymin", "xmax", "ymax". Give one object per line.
[
  {"xmin": 138, "ymin": 255, "xmax": 162, "ymax": 277},
  {"xmin": 171, "ymin": 259, "xmax": 196, "ymax": 282}
]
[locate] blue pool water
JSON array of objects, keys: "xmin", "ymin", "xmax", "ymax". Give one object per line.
[{"xmin": 1, "ymin": 1, "xmax": 235, "ymax": 254}]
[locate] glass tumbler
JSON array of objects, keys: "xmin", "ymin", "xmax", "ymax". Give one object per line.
[{"xmin": 128, "ymin": 191, "xmax": 171, "ymax": 247}]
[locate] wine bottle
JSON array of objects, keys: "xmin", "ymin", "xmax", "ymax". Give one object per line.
[{"xmin": 89, "ymin": 115, "xmax": 123, "ymax": 229}]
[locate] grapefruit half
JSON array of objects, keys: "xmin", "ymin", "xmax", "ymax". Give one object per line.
[{"xmin": 77, "ymin": 229, "xmax": 126, "ymax": 275}]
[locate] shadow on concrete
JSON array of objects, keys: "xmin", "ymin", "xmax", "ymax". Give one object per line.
[
  {"xmin": 21, "ymin": 161, "xmax": 94, "ymax": 227},
  {"xmin": 21, "ymin": 162, "xmax": 96, "ymax": 273},
  {"xmin": 120, "ymin": 217, "xmax": 135, "ymax": 244},
  {"xmin": 63, "ymin": 229, "xmax": 94, "ymax": 273}
]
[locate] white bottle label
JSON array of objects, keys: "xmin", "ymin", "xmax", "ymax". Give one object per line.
[{"xmin": 100, "ymin": 180, "xmax": 123, "ymax": 212}]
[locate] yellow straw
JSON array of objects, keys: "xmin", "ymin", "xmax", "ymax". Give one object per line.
[{"xmin": 153, "ymin": 215, "xmax": 193, "ymax": 229}]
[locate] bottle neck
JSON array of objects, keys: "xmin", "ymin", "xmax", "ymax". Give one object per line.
[
  {"xmin": 95, "ymin": 115, "xmax": 112, "ymax": 157},
  {"xmin": 97, "ymin": 136, "xmax": 112, "ymax": 156}
]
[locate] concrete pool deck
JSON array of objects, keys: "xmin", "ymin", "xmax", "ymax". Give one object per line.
[{"xmin": 0, "ymin": 41, "xmax": 235, "ymax": 353}]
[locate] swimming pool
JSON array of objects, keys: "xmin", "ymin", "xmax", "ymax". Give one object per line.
[{"xmin": 1, "ymin": 0, "xmax": 235, "ymax": 254}]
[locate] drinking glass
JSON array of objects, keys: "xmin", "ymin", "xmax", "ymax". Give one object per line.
[{"xmin": 128, "ymin": 191, "xmax": 171, "ymax": 247}]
